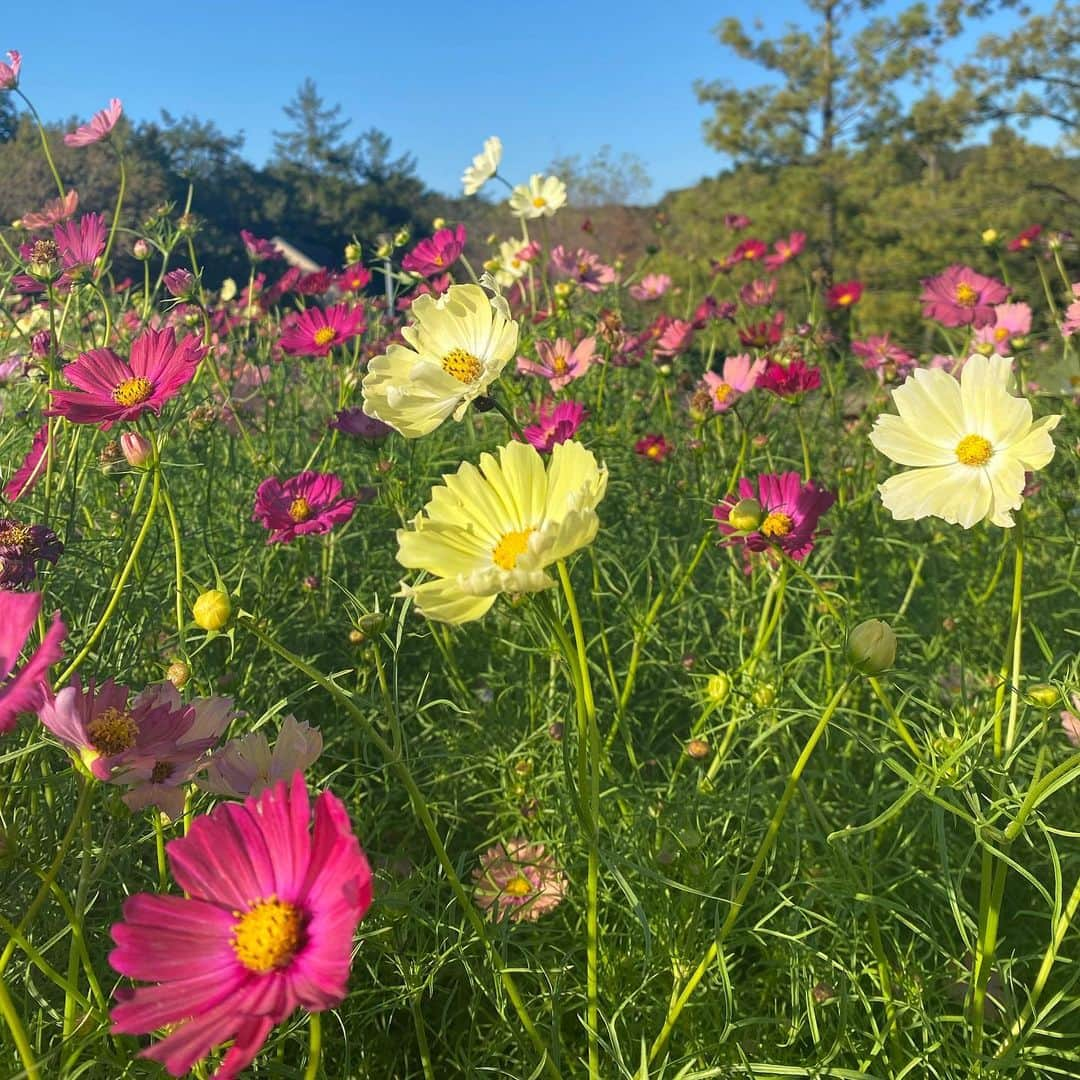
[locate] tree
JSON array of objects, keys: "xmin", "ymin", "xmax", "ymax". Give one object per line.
[
  {"xmin": 0, "ymin": 96, "xmax": 17, "ymax": 143},
  {"xmin": 271, "ymin": 78, "xmax": 362, "ymax": 184},
  {"xmin": 547, "ymin": 146, "xmax": 653, "ymax": 207}
]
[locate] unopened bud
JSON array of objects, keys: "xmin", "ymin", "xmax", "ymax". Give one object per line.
[
  {"xmin": 166, "ymin": 661, "xmax": 191, "ymax": 689},
  {"xmin": 193, "ymin": 589, "xmax": 232, "ymax": 632},
  {"xmin": 344, "ymin": 242, "xmax": 362, "ymax": 263},
  {"xmin": 432, "ymin": 217, "xmax": 446, "ymax": 230},
  {"xmin": 752, "ymin": 682, "xmax": 776, "ymax": 708},
  {"xmin": 706, "ymin": 672, "xmax": 731, "ymax": 704},
  {"xmin": 1027, "ymin": 683, "xmax": 1059, "ymax": 709},
  {"xmin": 685, "ymin": 738, "xmax": 710, "ymax": 759},
  {"xmin": 120, "ymin": 432, "xmax": 152, "ymax": 467},
  {"xmin": 846, "ymin": 619, "xmax": 897, "ymax": 675},
  {"xmin": 981, "ymin": 228, "xmax": 999, "ymax": 246},
  {"xmin": 728, "ymin": 497, "xmax": 762, "ymax": 532},
  {"xmin": 132, "ymin": 238, "xmax": 152, "ymax": 260}
]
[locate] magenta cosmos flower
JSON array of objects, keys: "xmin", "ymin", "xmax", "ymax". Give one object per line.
[
  {"xmin": 4, "ymin": 424, "xmax": 49, "ymax": 502},
  {"xmin": 240, "ymin": 229, "xmax": 280, "ymax": 262},
  {"xmin": 635, "ymin": 434, "xmax": 674, "ymax": 462},
  {"xmin": 47, "ymin": 328, "xmax": 205, "ymax": 431},
  {"xmin": 21, "ymin": 190, "xmax": 78, "ymax": 231},
  {"xmin": 253, "ymin": 472, "xmax": 357, "ymax": 544},
  {"xmin": 758, "ymin": 357, "xmax": 821, "ymax": 399},
  {"xmin": 522, "ymin": 399, "xmax": 587, "ymax": 453},
  {"xmin": 517, "ymin": 336, "xmax": 597, "ymax": 390},
  {"xmin": 64, "ymin": 98, "xmax": 122, "ymax": 147},
  {"xmin": 472, "ymin": 838, "xmax": 567, "ymax": 923},
  {"xmin": 402, "ymin": 224, "xmax": 466, "ymax": 276},
  {"xmin": 55, "ymin": 213, "xmax": 106, "ymax": 273},
  {"xmin": 763, "ymin": 231, "xmax": 806, "ymax": 272},
  {"xmin": 109, "ymin": 773, "xmax": 373, "ymax": 1080},
  {"xmin": 826, "ymin": 280, "xmax": 863, "ymax": 309},
  {"xmin": 279, "ymin": 303, "xmax": 365, "ymax": 358},
  {"xmin": 0, "ymin": 591, "xmax": 65, "ymax": 735},
  {"xmin": 0, "ymin": 50, "xmax": 21, "ymax": 91},
  {"xmin": 701, "ymin": 353, "xmax": 766, "ymax": 412},
  {"xmin": 714, "ymin": 472, "xmax": 835, "ymax": 567},
  {"xmin": 920, "ymin": 265, "xmax": 1009, "ymax": 329}
]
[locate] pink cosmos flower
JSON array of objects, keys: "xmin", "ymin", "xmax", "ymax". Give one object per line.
[
  {"xmin": 758, "ymin": 358, "xmax": 821, "ymax": 399},
  {"xmin": 852, "ymin": 335, "xmax": 915, "ymax": 383},
  {"xmin": 336, "ymin": 263, "xmax": 372, "ymax": 293},
  {"xmin": 199, "ymin": 716, "xmax": 324, "ymax": 799},
  {"xmin": 21, "ymin": 190, "xmax": 79, "ymax": 231},
  {"xmin": 972, "ymin": 302, "xmax": 1032, "ymax": 356},
  {"xmin": 1006, "ymin": 225, "xmax": 1042, "ymax": 252},
  {"xmin": 64, "ymin": 98, "xmax": 122, "ymax": 147},
  {"xmin": 0, "ymin": 518, "xmax": 63, "ymax": 588},
  {"xmin": 920, "ymin": 265, "xmax": 1009, "ymax": 328},
  {"xmin": 826, "ymin": 281, "xmax": 863, "ymax": 309},
  {"xmin": 1061, "ymin": 693, "xmax": 1080, "ymax": 747},
  {"xmin": 329, "ymin": 407, "xmax": 392, "ymax": 440},
  {"xmin": 0, "ymin": 50, "xmax": 21, "ymax": 90},
  {"xmin": 517, "ymin": 336, "xmax": 597, "ymax": 390},
  {"xmin": 47, "ymin": 328, "xmax": 205, "ymax": 431},
  {"xmin": 0, "ymin": 591, "xmax": 65, "ymax": 734},
  {"xmin": 738, "ymin": 312, "xmax": 785, "ymax": 349},
  {"xmin": 629, "ymin": 273, "xmax": 671, "ymax": 301},
  {"xmin": 714, "ymin": 471, "xmax": 835, "ymax": 567},
  {"xmin": 401, "ymin": 224, "xmax": 466, "ymax": 276},
  {"xmin": 653, "ymin": 318, "xmax": 695, "ymax": 358},
  {"xmin": 279, "ymin": 303, "xmax": 365, "ymax": 357},
  {"xmin": 549, "ymin": 246, "xmax": 616, "ymax": 292},
  {"xmin": 763, "ymin": 231, "xmax": 806, "ymax": 272},
  {"xmin": 109, "ymin": 773, "xmax": 373, "ymax": 1080},
  {"xmin": 4, "ymin": 424, "xmax": 49, "ymax": 502},
  {"xmin": 55, "ymin": 213, "xmax": 106, "ymax": 272},
  {"xmin": 739, "ymin": 278, "xmax": 777, "ymax": 308},
  {"xmin": 1062, "ymin": 284, "xmax": 1080, "ymax": 336},
  {"xmin": 724, "ymin": 213, "xmax": 752, "ymax": 230},
  {"xmin": 240, "ymin": 230, "xmax": 280, "ymax": 261},
  {"xmin": 521, "ymin": 399, "xmax": 587, "ymax": 453},
  {"xmin": 701, "ymin": 354, "xmax": 766, "ymax": 412},
  {"xmin": 472, "ymin": 839, "xmax": 567, "ymax": 923},
  {"xmin": 253, "ymin": 471, "xmax": 357, "ymax": 544},
  {"xmin": 731, "ymin": 238, "xmax": 768, "ymax": 265},
  {"xmin": 635, "ymin": 434, "xmax": 673, "ymax": 462}
]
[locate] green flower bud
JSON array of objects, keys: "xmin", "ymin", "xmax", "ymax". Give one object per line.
[
  {"xmin": 1027, "ymin": 683, "xmax": 1059, "ymax": 709},
  {"xmin": 705, "ymin": 672, "xmax": 731, "ymax": 704},
  {"xmin": 193, "ymin": 589, "xmax": 231, "ymax": 632},
  {"xmin": 846, "ymin": 619, "xmax": 897, "ymax": 675}
]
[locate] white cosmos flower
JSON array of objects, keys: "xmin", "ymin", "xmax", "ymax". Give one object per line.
[
  {"xmin": 462, "ymin": 136, "xmax": 502, "ymax": 196},
  {"xmin": 489, "ymin": 239, "xmax": 529, "ymax": 288},
  {"xmin": 509, "ymin": 174, "xmax": 567, "ymax": 219},
  {"xmin": 869, "ymin": 353, "xmax": 1060, "ymax": 528},
  {"xmin": 361, "ymin": 283, "xmax": 519, "ymax": 438}
]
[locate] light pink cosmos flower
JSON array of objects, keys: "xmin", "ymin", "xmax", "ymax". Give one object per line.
[
  {"xmin": 1061, "ymin": 693, "xmax": 1080, "ymax": 747},
  {"xmin": 521, "ymin": 399, "xmax": 587, "ymax": 453},
  {"xmin": 55, "ymin": 213, "xmax": 106, "ymax": 272},
  {"xmin": 0, "ymin": 50, "xmax": 22, "ymax": 91},
  {"xmin": 198, "ymin": 715, "xmax": 323, "ymax": 799},
  {"xmin": 549, "ymin": 246, "xmax": 616, "ymax": 292},
  {"xmin": 973, "ymin": 302, "xmax": 1032, "ymax": 355},
  {"xmin": 64, "ymin": 98, "xmax": 122, "ymax": 147},
  {"xmin": 920, "ymin": 265, "xmax": 1009, "ymax": 328},
  {"xmin": 0, "ymin": 591, "xmax": 65, "ymax": 735},
  {"xmin": 1061, "ymin": 284, "xmax": 1080, "ymax": 336},
  {"xmin": 21, "ymin": 190, "xmax": 79, "ymax": 231},
  {"xmin": 701, "ymin": 353, "xmax": 766, "ymax": 412},
  {"xmin": 653, "ymin": 318, "xmax": 695, "ymax": 358},
  {"xmin": 739, "ymin": 278, "xmax": 777, "ymax": 308},
  {"xmin": 629, "ymin": 273, "xmax": 671, "ymax": 301},
  {"xmin": 47, "ymin": 328, "xmax": 206, "ymax": 431},
  {"xmin": 852, "ymin": 335, "xmax": 916, "ymax": 383},
  {"xmin": 109, "ymin": 773, "xmax": 373, "ymax": 1079},
  {"xmin": 763, "ymin": 231, "xmax": 806, "ymax": 272},
  {"xmin": 4, "ymin": 424, "xmax": 49, "ymax": 502},
  {"xmin": 401, "ymin": 224, "xmax": 466, "ymax": 277},
  {"xmin": 252, "ymin": 471, "xmax": 357, "ymax": 544},
  {"xmin": 516, "ymin": 336, "xmax": 597, "ymax": 390},
  {"xmin": 472, "ymin": 839, "xmax": 567, "ymax": 923}
]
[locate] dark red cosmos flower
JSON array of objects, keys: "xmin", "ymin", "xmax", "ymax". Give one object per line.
[
  {"xmin": 757, "ymin": 358, "xmax": 821, "ymax": 399},
  {"xmin": 252, "ymin": 471, "xmax": 358, "ymax": 544},
  {"xmin": 826, "ymin": 280, "xmax": 863, "ymax": 309}
]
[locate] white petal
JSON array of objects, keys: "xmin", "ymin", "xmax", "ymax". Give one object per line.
[
  {"xmin": 878, "ymin": 463, "xmax": 993, "ymax": 528},
  {"xmin": 869, "ymin": 414, "xmax": 955, "ymax": 466}
]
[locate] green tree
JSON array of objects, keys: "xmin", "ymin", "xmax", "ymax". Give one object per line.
[{"xmin": 547, "ymin": 145, "xmax": 653, "ymax": 207}]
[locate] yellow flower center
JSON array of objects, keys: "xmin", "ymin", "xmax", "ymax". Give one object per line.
[
  {"xmin": 151, "ymin": 760, "xmax": 173, "ymax": 784},
  {"xmin": 956, "ymin": 433, "xmax": 993, "ymax": 466},
  {"xmin": 0, "ymin": 523, "xmax": 33, "ymax": 548},
  {"xmin": 760, "ymin": 511, "xmax": 794, "ymax": 538},
  {"xmin": 532, "ymin": 197, "xmax": 547, "ymax": 209},
  {"xmin": 552, "ymin": 355, "xmax": 569, "ymax": 375},
  {"xmin": 289, "ymin": 497, "xmax": 313, "ymax": 523},
  {"xmin": 231, "ymin": 898, "xmax": 304, "ymax": 973},
  {"xmin": 994, "ymin": 327, "xmax": 1009, "ymax": 341},
  {"xmin": 713, "ymin": 382, "xmax": 733, "ymax": 403},
  {"xmin": 112, "ymin": 376, "xmax": 153, "ymax": 407},
  {"xmin": 87, "ymin": 707, "xmax": 139, "ymax": 755},
  {"xmin": 493, "ymin": 527, "xmax": 535, "ymax": 571},
  {"xmin": 434, "ymin": 255, "xmax": 445, "ymax": 267},
  {"xmin": 646, "ymin": 444, "xmax": 662, "ymax": 458},
  {"xmin": 313, "ymin": 326, "xmax": 336, "ymax": 346},
  {"xmin": 954, "ymin": 282, "xmax": 978, "ymax": 307},
  {"xmin": 442, "ymin": 348, "xmax": 483, "ymax": 383},
  {"xmin": 503, "ymin": 873, "xmax": 533, "ymax": 897}
]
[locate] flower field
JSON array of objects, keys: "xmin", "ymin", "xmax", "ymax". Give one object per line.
[{"xmin": 3, "ymin": 56, "xmax": 1080, "ymax": 1079}]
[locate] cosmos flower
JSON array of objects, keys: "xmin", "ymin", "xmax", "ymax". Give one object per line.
[
  {"xmin": 920, "ymin": 265, "xmax": 1009, "ymax": 329},
  {"xmin": 54, "ymin": 213, "xmax": 106, "ymax": 273},
  {"xmin": 1062, "ymin": 284, "xmax": 1080, "ymax": 336},
  {"xmin": 508, "ymin": 174, "xmax": 567, "ymax": 219},
  {"xmin": 869, "ymin": 353, "xmax": 1060, "ymax": 528},
  {"xmin": 64, "ymin": 98, "xmax": 123, "ymax": 147},
  {"xmin": 279, "ymin": 303, "xmax": 365, "ymax": 358},
  {"xmin": 0, "ymin": 591, "xmax": 65, "ymax": 735},
  {"xmin": 0, "ymin": 518, "xmax": 63, "ymax": 588},
  {"xmin": 737, "ymin": 311, "xmax": 785, "ymax": 349},
  {"xmin": 700, "ymin": 353, "xmax": 766, "ymax": 412},
  {"xmin": 47, "ymin": 328, "xmax": 205, "ymax": 431},
  {"xmin": 763, "ymin": 231, "xmax": 806, "ymax": 272},
  {"xmin": 628, "ymin": 273, "xmax": 671, "ymax": 302},
  {"xmin": 516, "ymin": 336, "xmax": 596, "ymax": 390},
  {"xmin": 462, "ymin": 136, "xmax": 502, "ymax": 196},
  {"xmin": 472, "ymin": 839, "xmax": 568, "ymax": 923},
  {"xmin": 653, "ymin": 318, "xmax": 695, "ymax": 358},
  {"xmin": 714, "ymin": 472, "xmax": 835, "ymax": 567},
  {"xmin": 20, "ymin": 190, "xmax": 79, "ymax": 231},
  {"xmin": 548, "ymin": 246, "xmax": 616, "ymax": 292},
  {"xmin": 362, "ymin": 283, "xmax": 519, "ymax": 438},
  {"xmin": 724, "ymin": 213, "xmax": 752, "ymax": 230},
  {"xmin": 826, "ymin": 280, "xmax": 863, "ymax": 309},
  {"xmin": 396, "ymin": 440, "xmax": 607, "ymax": 624},
  {"xmin": 198, "ymin": 716, "xmax": 324, "ymax": 799},
  {"xmin": 739, "ymin": 278, "xmax": 777, "ymax": 308},
  {"xmin": 240, "ymin": 230, "xmax": 280, "ymax": 261},
  {"xmin": 336, "ymin": 263, "xmax": 372, "ymax": 292},
  {"xmin": 1061, "ymin": 693, "xmax": 1080, "ymax": 747},
  {"xmin": 401, "ymin": 224, "xmax": 467, "ymax": 277},
  {"xmin": 852, "ymin": 335, "xmax": 916, "ymax": 383},
  {"xmin": 1006, "ymin": 225, "xmax": 1042, "ymax": 252},
  {"xmin": 487, "ymin": 239, "xmax": 530, "ymax": 289},
  {"xmin": 973, "ymin": 302, "xmax": 1032, "ymax": 356},
  {"xmin": 252, "ymin": 472, "xmax": 357, "ymax": 544},
  {"xmin": 329, "ymin": 407, "xmax": 392, "ymax": 441},
  {"xmin": 0, "ymin": 50, "xmax": 21, "ymax": 91},
  {"xmin": 635, "ymin": 434, "xmax": 673, "ymax": 462},
  {"xmin": 521, "ymin": 399, "xmax": 587, "ymax": 453},
  {"xmin": 758, "ymin": 357, "xmax": 821, "ymax": 399},
  {"xmin": 108, "ymin": 773, "xmax": 372, "ymax": 1080},
  {"xmin": 4, "ymin": 424, "xmax": 49, "ymax": 502}
]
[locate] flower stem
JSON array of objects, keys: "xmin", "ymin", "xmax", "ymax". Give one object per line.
[
  {"xmin": 303, "ymin": 1011, "xmax": 322, "ymax": 1080},
  {"xmin": 0, "ymin": 972, "xmax": 39, "ymax": 1080}
]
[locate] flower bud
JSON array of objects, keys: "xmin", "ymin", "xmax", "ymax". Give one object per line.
[
  {"xmin": 164, "ymin": 268, "xmax": 195, "ymax": 298},
  {"xmin": 393, "ymin": 228, "xmax": 410, "ymax": 248},
  {"xmin": 132, "ymin": 238, "xmax": 152, "ymax": 260},
  {"xmin": 751, "ymin": 682, "xmax": 776, "ymax": 708},
  {"xmin": 727, "ymin": 497, "xmax": 762, "ymax": 532},
  {"xmin": 685, "ymin": 738, "xmax": 710, "ymax": 759},
  {"xmin": 166, "ymin": 660, "xmax": 191, "ymax": 689},
  {"xmin": 846, "ymin": 619, "xmax": 897, "ymax": 675},
  {"xmin": 1027, "ymin": 683, "xmax": 1059, "ymax": 709},
  {"xmin": 981, "ymin": 228, "xmax": 999, "ymax": 246},
  {"xmin": 706, "ymin": 672, "xmax": 731, "ymax": 704},
  {"xmin": 432, "ymin": 217, "xmax": 446, "ymax": 230},
  {"xmin": 344, "ymin": 242, "xmax": 362, "ymax": 264},
  {"xmin": 193, "ymin": 589, "xmax": 232, "ymax": 632},
  {"xmin": 120, "ymin": 432, "xmax": 152, "ymax": 467}
]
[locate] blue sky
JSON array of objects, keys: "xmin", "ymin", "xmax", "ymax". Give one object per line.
[{"xmin": 4, "ymin": 1, "xmax": 1054, "ymax": 200}]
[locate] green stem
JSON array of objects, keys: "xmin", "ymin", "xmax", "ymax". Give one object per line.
[
  {"xmin": 17, "ymin": 90, "xmax": 65, "ymax": 198},
  {"xmin": 100, "ymin": 151, "xmax": 126, "ymax": 271},
  {"xmin": 648, "ymin": 676, "xmax": 853, "ymax": 1065},
  {"xmin": 303, "ymin": 1012, "xmax": 322, "ymax": 1080},
  {"xmin": 160, "ymin": 477, "xmax": 187, "ymax": 651},
  {"xmin": 0, "ymin": 972, "xmax": 39, "ymax": 1080}
]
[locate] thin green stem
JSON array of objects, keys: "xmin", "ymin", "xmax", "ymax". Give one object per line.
[
  {"xmin": 16, "ymin": 90, "xmax": 65, "ymax": 198},
  {"xmin": 0, "ymin": 972, "xmax": 39, "ymax": 1080},
  {"xmin": 101, "ymin": 151, "xmax": 126, "ymax": 271},
  {"xmin": 303, "ymin": 1012, "xmax": 322, "ymax": 1080},
  {"xmin": 160, "ymin": 477, "xmax": 187, "ymax": 651}
]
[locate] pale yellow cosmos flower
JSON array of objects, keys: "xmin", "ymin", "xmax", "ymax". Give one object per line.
[
  {"xmin": 509, "ymin": 174, "xmax": 567, "ymax": 220},
  {"xmin": 361, "ymin": 283, "xmax": 519, "ymax": 438},
  {"xmin": 396, "ymin": 440, "xmax": 608, "ymax": 624},
  {"xmin": 462, "ymin": 136, "xmax": 502, "ymax": 196},
  {"xmin": 869, "ymin": 353, "xmax": 1060, "ymax": 528}
]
